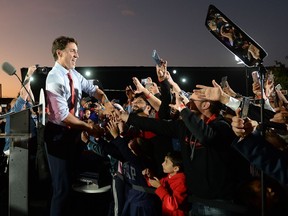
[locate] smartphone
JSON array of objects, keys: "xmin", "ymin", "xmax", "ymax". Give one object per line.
[
  {"xmin": 145, "ymin": 82, "xmax": 153, "ymax": 89},
  {"xmin": 152, "ymin": 50, "xmax": 162, "ymax": 66},
  {"xmin": 240, "ymin": 97, "xmax": 250, "ymax": 119},
  {"xmin": 220, "ymin": 76, "xmax": 228, "ymax": 88},
  {"xmin": 251, "ymin": 71, "xmax": 259, "ymax": 83},
  {"xmin": 274, "ymin": 84, "xmax": 282, "ymax": 108},
  {"xmin": 141, "ymin": 78, "xmax": 148, "ymax": 86},
  {"xmin": 275, "ymin": 84, "xmax": 282, "ymax": 91}
]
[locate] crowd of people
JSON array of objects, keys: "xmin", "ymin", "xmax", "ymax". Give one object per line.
[{"xmin": 1, "ymin": 35, "xmax": 288, "ymax": 216}]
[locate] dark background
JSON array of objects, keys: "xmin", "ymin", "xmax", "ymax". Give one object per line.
[{"xmin": 20, "ymin": 66, "xmax": 257, "ymax": 105}]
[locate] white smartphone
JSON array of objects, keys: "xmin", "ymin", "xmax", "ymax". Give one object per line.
[
  {"xmin": 275, "ymin": 84, "xmax": 282, "ymax": 91},
  {"xmin": 251, "ymin": 71, "xmax": 259, "ymax": 83}
]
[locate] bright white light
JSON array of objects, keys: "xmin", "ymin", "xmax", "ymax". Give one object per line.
[
  {"xmin": 234, "ymin": 55, "xmax": 244, "ymax": 65},
  {"xmin": 30, "ymin": 77, "xmax": 34, "ymax": 82},
  {"xmin": 172, "ymin": 70, "xmax": 177, "ymax": 74},
  {"xmin": 85, "ymin": 71, "xmax": 91, "ymax": 77},
  {"xmin": 181, "ymin": 78, "xmax": 187, "ymax": 83}
]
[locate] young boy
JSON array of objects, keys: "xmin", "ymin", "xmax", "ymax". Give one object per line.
[{"xmin": 143, "ymin": 151, "xmax": 188, "ymax": 216}]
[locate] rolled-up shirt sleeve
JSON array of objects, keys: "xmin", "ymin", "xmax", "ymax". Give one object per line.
[{"xmin": 46, "ymin": 62, "xmax": 98, "ymax": 126}]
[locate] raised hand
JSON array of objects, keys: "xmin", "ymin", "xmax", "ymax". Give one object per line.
[
  {"xmin": 169, "ymin": 91, "xmax": 186, "ymax": 112},
  {"xmin": 88, "ymin": 123, "xmax": 105, "ymax": 139},
  {"xmin": 275, "ymin": 89, "xmax": 288, "ymax": 108},
  {"xmin": 270, "ymin": 107, "xmax": 288, "ymax": 124},
  {"xmin": 146, "ymin": 82, "xmax": 159, "ymax": 95},
  {"xmin": 156, "ymin": 60, "xmax": 167, "ymax": 82},
  {"xmin": 264, "ymin": 78, "xmax": 274, "ymax": 99},
  {"xmin": 223, "ymin": 81, "xmax": 238, "ymax": 98},
  {"xmin": 106, "ymin": 118, "xmax": 119, "ymax": 139},
  {"xmin": 125, "ymin": 85, "xmax": 135, "ymax": 100},
  {"xmin": 193, "ymin": 80, "xmax": 230, "ymax": 104},
  {"xmin": 231, "ymin": 108, "xmax": 257, "ymax": 138},
  {"xmin": 142, "ymin": 168, "xmax": 153, "ymax": 178},
  {"xmin": 252, "ymin": 82, "xmax": 263, "ymax": 99},
  {"xmin": 132, "ymin": 77, "xmax": 146, "ymax": 94},
  {"xmin": 113, "ymin": 108, "xmax": 129, "ymax": 123},
  {"xmin": 81, "ymin": 131, "xmax": 89, "ymax": 143}
]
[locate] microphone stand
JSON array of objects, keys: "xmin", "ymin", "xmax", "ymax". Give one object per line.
[
  {"xmin": 257, "ymin": 62, "xmax": 267, "ymax": 216},
  {"xmin": 14, "ymin": 72, "xmax": 41, "ymax": 128},
  {"xmin": 14, "ymin": 73, "xmax": 36, "ymax": 106}
]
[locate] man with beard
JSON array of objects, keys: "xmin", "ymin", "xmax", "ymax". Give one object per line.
[{"xmin": 121, "ymin": 94, "xmax": 156, "ymax": 144}]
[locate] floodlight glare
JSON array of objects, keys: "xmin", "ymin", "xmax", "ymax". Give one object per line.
[
  {"xmin": 181, "ymin": 78, "xmax": 187, "ymax": 83},
  {"xmin": 85, "ymin": 71, "xmax": 91, "ymax": 77}
]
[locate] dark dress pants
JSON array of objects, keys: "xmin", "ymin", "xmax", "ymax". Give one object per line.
[{"xmin": 44, "ymin": 122, "xmax": 81, "ymax": 216}]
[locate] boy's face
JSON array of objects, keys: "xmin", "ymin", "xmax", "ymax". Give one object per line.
[{"xmin": 162, "ymin": 156, "xmax": 178, "ymax": 175}]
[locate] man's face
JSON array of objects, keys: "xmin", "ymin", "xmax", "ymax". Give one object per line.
[
  {"xmin": 84, "ymin": 110, "xmax": 91, "ymax": 118},
  {"xmin": 188, "ymin": 93, "xmax": 205, "ymax": 114},
  {"xmin": 131, "ymin": 97, "xmax": 148, "ymax": 114},
  {"xmin": 87, "ymin": 119, "xmax": 95, "ymax": 127},
  {"xmin": 57, "ymin": 42, "xmax": 79, "ymax": 70},
  {"xmin": 81, "ymin": 101, "xmax": 91, "ymax": 109}
]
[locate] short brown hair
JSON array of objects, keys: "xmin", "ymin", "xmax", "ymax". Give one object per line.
[
  {"xmin": 51, "ymin": 36, "xmax": 78, "ymax": 61},
  {"xmin": 167, "ymin": 151, "xmax": 183, "ymax": 172}
]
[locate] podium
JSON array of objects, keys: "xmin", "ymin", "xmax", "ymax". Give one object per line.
[{"xmin": 1, "ymin": 108, "xmax": 36, "ymax": 216}]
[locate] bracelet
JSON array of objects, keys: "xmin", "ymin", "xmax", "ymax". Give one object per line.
[
  {"xmin": 103, "ymin": 98, "xmax": 109, "ymax": 104},
  {"xmin": 179, "ymin": 104, "xmax": 186, "ymax": 110},
  {"xmin": 146, "ymin": 92, "xmax": 151, "ymax": 99}
]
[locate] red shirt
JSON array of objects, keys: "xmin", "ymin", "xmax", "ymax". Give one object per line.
[{"xmin": 155, "ymin": 172, "xmax": 188, "ymax": 216}]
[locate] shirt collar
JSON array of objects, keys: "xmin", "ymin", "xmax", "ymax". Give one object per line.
[
  {"xmin": 205, "ymin": 114, "xmax": 217, "ymax": 124},
  {"xmin": 54, "ymin": 61, "xmax": 72, "ymax": 76}
]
